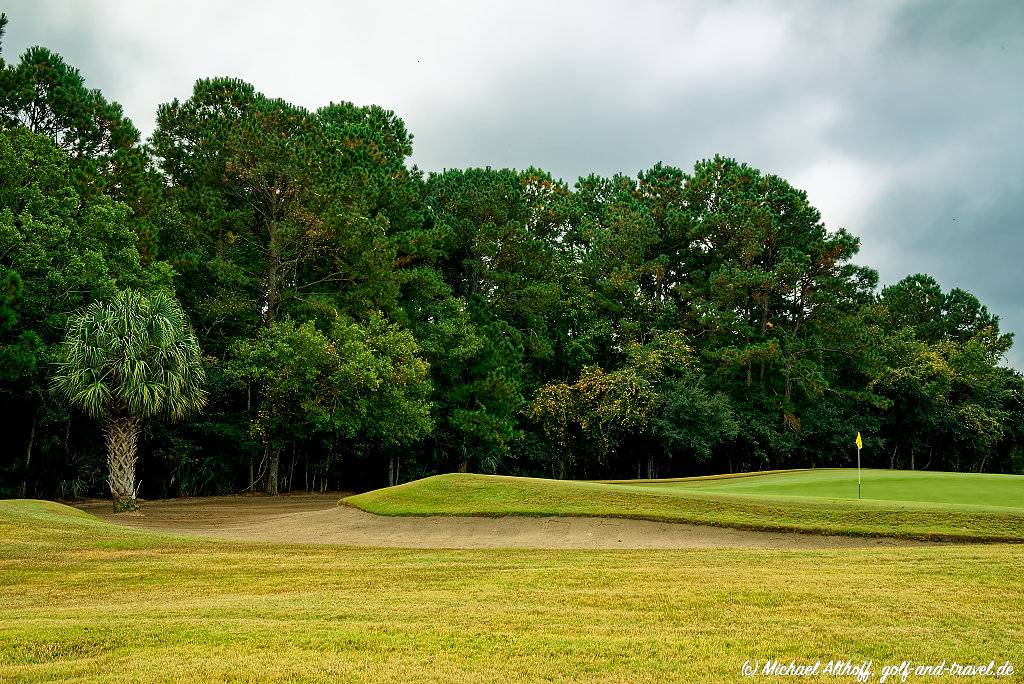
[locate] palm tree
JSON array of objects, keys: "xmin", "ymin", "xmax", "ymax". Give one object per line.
[{"xmin": 52, "ymin": 289, "xmax": 207, "ymax": 511}]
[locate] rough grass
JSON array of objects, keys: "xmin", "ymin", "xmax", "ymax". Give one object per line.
[
  {"xmin": 344, "ymin": 470, "xmax": 1024, "ymax": 542},
  {"xmin": 1, "ymin": 500, "xmax": 1022, "ymax": 683}
]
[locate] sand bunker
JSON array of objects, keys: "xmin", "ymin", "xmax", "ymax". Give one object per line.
[{"xmin": 77, "ymin": 493, "xmax": 938, "ymax": 550}]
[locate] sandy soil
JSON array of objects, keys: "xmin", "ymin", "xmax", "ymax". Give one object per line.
[{"xmin": 76, "ymin": 493, "xmax": 939, "ymax": 550}]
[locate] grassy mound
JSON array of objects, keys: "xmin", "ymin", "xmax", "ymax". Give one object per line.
[
  {"xmin": 0, "ymin": 500, "xmax": 198, "ymax": 553},
  {"xmin": 344, "ymin": 470, "xmax": 1024, "ymax": 542},
  {"xmin": 1, "ymin": 498, "xmax": 1023, "ymax": 682}
]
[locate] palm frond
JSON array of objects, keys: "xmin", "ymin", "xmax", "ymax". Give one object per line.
[{"xmin": 52, "ymin": 289, "xmax": 207, "ymax": 421}]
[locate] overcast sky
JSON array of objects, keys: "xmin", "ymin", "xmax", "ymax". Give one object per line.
[{"xmin": 5, "ymin": 0, "xmax": 1024, "ymax": 365}]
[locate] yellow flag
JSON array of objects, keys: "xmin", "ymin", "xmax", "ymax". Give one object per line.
[{"xmin": 855, "ymin": 432, "xmax": 863, "ymax": 449}]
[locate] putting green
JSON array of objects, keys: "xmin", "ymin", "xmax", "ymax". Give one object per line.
[{"xmin": 622, "ymin": 469, "xmax": 1024, "ymax": 509}]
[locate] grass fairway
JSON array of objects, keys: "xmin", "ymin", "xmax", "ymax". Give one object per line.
[
  {"xmin": 1, "ymin": 500, "xmax": 1022, "ymax": 683},
  {"xmin": 346, "ymin": 469, "xmax": 1024, "ymax": 542}
]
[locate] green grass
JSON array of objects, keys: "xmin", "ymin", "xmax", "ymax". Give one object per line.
[
  {"xmin": 623, "ymin": 468, "xmax": 1024, "ymax": 508},
  {"xmin": 1, "ymin": 499, "xmax": 1022, "ymax": 683},
  {"xmin": 345, "ymin": 469, "xmax": 1024, "ymax": 542}
]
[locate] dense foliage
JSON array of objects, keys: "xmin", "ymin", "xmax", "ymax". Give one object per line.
[{"xmin": 2, "ymin": 19, "xmax": 1021, "ymax": 498}]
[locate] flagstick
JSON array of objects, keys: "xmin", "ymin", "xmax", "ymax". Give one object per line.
[{"xmin": 857, "ymin": 445, "xmax": 861, "ymax": 500}]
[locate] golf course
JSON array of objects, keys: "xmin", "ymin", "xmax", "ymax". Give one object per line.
[
  {"xmin": 3, "ymin": 468, "xmax": 1023, "ymax": 682},
  {"xmin": 3, "ymin": 2, "xmax": 1024, "ymax": 681}
]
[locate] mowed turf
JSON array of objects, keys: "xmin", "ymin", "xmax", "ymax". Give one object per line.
[
  {"xmin": 1, "ymin": 500, "xmax": 1022, "ymax": 683},
  {"xmin": 625, "ymin": 468, "xmax": 1024, "ymax": 508},
  {"xmin": 345, "ymin": 469, "xmax": 1024, "ymax": 542}
]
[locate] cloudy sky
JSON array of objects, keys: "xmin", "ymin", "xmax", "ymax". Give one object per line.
[{"xmin": 6, "ymin": 1, "xmax": 1024, "ymax": 365}]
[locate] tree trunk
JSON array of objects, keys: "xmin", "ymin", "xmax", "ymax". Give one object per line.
[
  {"xmin": 265, "ymin": 220, "xmax": 281, "ymax": 327},
  {"xmin": 266, "ymin": 446, "xmax": 280, "ymax": 495},
  {"xmin": 105, "ymin": 413, "xmax": 142, "ymax": 512},
  {"xmin": 246, "ymin": 381, "xmax": 255, "ymax": 491},
  {"xmin": 19, "ymin": 405, "xmax": 38, "ymax": 498},
  {"xmin": 387, "ymin": 453, "xmax": 401, "ymax": 487},
  {"xmin": 783, "ymin": 357, "xmax": 792, "ymax": 403},
  {"xmin": 288, "ymin": 442, "xmax": 297, "ymax": 493}
]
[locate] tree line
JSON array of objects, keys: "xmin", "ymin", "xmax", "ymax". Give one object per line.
[{"xmin": 2, "ymin": 17, "xmax": 1021, "ymax": 507}]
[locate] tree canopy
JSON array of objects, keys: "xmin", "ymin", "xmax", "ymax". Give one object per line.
[{"xmin": 2, "ymin": 16, "xmax": 1021, "ymax": 499}]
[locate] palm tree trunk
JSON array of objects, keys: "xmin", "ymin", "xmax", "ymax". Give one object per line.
[{"xmin": 105, "ymin": 413, "xmax": 141, "ymax": 512}]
